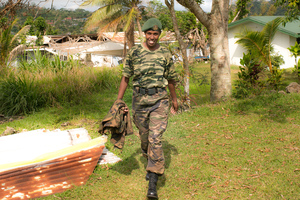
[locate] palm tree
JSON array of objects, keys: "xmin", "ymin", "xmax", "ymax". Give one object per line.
[
  {"xmin": 0, "ymin": 19, "xmax": 30, "ymax": 69},
  {"xmin": 81, "ymin": 0, "xmax": 144, "ymax": 50},
  {"xmin": 235, "ymin": 17, "xmax": 283, "ymax": 73}
]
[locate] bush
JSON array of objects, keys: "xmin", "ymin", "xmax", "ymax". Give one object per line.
[{"xmin": 233, "ymin": 53, "xmax": 266, "ymax": 98}]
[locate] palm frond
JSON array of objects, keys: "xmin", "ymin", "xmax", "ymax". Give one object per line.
[
  {"xmin": 262, "ymin": 17, "xmax": 283, "ymax": 54},
  {"xmin": 97, "ymin": 15, "xmax": 123, "ymax": 35},
  {"xmin": 262, "ymin": 17, "xmax": 283, "ymax": 41},
  {"xmin": 81, "ymin": 0, "xmax": 115, "ymax": 6},
  {"xmin": 235, "ymin": 30, "xmax": 264, "ymax": 53},
  {"xmin": 11, "ymin": 25, "xmax": 31, "ymax": 45},
  {"xmin": 83, "ymin": 0, "xmax": 142, "ymax": 48},
  {"xmin": 8, "ymin": 44, "xmax": 26, "ymax": 62},
  {"xmin": 84, "ymin": 4, "xmax": 123, "ymax": 31},
  {"xmin": 236, "ymin": 30, "xmax": 269, "ymax": 65},
  {"xmin": 123, "ymin": 8, "xmax": 136, "ymax": 31},
  {"xmin": 0, "ymin": 19, "xmax": 17, "ymax": 63}
]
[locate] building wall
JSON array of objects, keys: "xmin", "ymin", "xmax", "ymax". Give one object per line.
[
  {"xmin": 78, "ymin": 53, "xmax": 121, "ymax": 67},
  {"xmin": 228, "ymin": 22, "xmax": 297, "ymax": 69}
]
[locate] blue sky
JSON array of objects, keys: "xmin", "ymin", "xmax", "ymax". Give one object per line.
[{"xmin": 30, "ymin": 0, "xmax": 212, "ymax": 12}]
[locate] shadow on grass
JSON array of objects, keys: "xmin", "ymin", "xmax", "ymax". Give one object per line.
[
  {"xmin": 282, "ymin": 70, "xmax": 299, "ymax": 83},
  {"xmin": 110, "ymin": 140, "xmax": 178, "ymax": 188},
  {"xmin": 231, "ymin": 93, "xmax": 300, "ymax": 123}
]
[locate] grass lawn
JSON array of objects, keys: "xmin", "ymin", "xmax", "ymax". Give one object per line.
[{"xmin": 0, "ymin": 63, "xmax": 299, "ymax": 199}]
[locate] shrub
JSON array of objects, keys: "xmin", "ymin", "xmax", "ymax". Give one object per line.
[
  {"xmin": 233, "ymin": 52, "xmax": 285, "ymax": 99},
  {"xmin": 233, "ymin": 53, "xmax": 266, "ymax": 98},
  {"xmin": 0, "ymin": 73, "xmax": 46, "ymax": 115}
]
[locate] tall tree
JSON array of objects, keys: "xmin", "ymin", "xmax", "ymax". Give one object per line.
[
  {"xmin": 34, "ymin": 16, "xmax": 47, "ymax": 35},
  {"xmin": 176, "ymin": 0, "xmax": 232, "ymax": 102},
  {"xmin": 0, "ymin": 0, "xmax": 29, "ymax": 29},
  {"xmin": 81, "ymin": 0, "xmax": 144, "ymax": 49},
  {"xmin": 165, "ymin": 0, "xmax": 190, "ymax": 103},
  {"xmin": 275, "ymin": 0, "xmax": 300, "ymax": 22},
  {"xmin": 229, "ymin": 0, "xmax": 251, "ymax": 23}
]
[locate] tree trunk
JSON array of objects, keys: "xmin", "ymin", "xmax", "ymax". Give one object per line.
[
  {"xmin": 207, "ymin": 20, "xmax": 231, "ymax": 101},
  {"xmin": 176, "ymin": 0, "xmax": 232, "ymax": 102},
  {"xmin": 136, "ymin": 11, "xmax": 143, "ymax": 37},
  {"xmin": 165, "ymin": 0, "xmax": 190, "ymax": 101},
  {"xmin": 126, "ymin": 20, "xmax": 135, "ymax": 49}
]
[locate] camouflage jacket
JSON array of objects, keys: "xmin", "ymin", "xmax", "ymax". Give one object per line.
[
  {"xmin": 98, "ymin": 99, "xmax": 133, "ymax": 149},
  {"xmin": 122, "ymin": 44, "xmax": 177, "ymax": 88}
]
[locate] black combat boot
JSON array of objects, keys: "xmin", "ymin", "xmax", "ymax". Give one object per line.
[
  {"xmin": 147, "ymin": 172, "xmax": 158, "ymax": 199},
  {"xmin": 146, "ymin": 171, "xmax": 150, "ymax": 181}
]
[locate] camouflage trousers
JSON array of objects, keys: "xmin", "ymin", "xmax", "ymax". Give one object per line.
[{"xmin": 132, "ymin": 88, "xmax": 169, "ymax": 175}]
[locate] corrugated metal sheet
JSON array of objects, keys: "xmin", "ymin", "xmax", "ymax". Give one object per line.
[
  {"xmin": 0, "ymin": 129, "xmax": 107, "ymax": 200},
  {"xmin": 0, "ymin": 145, "xmax": 104, "ymax": 199}
]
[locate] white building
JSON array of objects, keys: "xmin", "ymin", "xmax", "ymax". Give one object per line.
[{"xmin": 228, "ymin": 16, "xmax": 300, "ymax": 69}]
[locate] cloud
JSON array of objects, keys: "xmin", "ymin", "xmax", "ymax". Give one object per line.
[{"xmin": 29, "ymin": 0, "xmax": 94, "ymax": 10}]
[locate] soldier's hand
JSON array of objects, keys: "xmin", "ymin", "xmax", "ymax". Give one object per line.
[
  {"xmin": 170, "ymin": 99, "xmax": 178, "ymax": 115},
  {"xmin": 124, "ymin": 106, "xmax": 129, "ymax": 113}
]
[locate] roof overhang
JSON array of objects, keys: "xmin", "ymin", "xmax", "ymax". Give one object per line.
[{"xmin": 228, "ymin": 16, "xmax": 300, "ymax": 38}]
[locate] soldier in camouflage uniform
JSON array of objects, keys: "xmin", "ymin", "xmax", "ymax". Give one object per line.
[{"xmin": 117, "ymin": 18, "xmax": 178, "ymax": 199}]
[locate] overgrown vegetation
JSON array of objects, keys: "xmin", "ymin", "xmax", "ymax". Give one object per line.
[
  {"xmin": 1, "ymin": 62, "xmax": 299, "ymax": 200},
  {"xmin": 0, "ymin": 50, "xmax": 121, "ymax": 116}
]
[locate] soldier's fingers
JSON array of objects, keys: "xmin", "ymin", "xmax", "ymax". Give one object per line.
[
  {"xmin": 170, "ymin": 107, "xmax": 176, "ymax": 115},
  {"xmin": 124, "ymin": 107, "xmax": 129, "ymax": 112}
]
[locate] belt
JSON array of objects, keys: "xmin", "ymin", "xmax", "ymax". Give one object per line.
[{"xmin": 134, "ymin": 87, "xmax": 166, "ymax": 95}]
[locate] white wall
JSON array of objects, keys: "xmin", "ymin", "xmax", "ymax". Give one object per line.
[
  {"xmin": 78, "ymin": 53, "xmax": 121, "ymax": 67},
  {"xmin": 228, "ymin": 22, "xmax": 297, "ymax": 69}
]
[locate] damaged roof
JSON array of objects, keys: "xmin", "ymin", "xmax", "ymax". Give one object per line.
[{"xmin": 102, "ymin": 31, "xmax": 177, "ymax": 43}]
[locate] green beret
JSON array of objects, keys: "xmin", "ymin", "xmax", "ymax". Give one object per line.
[{"xmin": 142, "ymin": 18, "xmax": 162, "ymax": 32}]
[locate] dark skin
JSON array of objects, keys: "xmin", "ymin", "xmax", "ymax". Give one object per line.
[{"xmin": 117, "ymin": 29, "xmax": 178, "ymax": 114}]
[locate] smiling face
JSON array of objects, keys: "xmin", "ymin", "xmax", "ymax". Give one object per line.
[{"xmin": 144, "ymin": 30, "xmax": 161, "ymax": 51}]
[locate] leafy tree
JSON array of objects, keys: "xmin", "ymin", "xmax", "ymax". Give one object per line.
[
  {"xmin": 229, "ymin": 0, "xmax": 251, "ymax": 23},
  {"xmin": 34, "ymin": 16, "xmax": 47, "ymax": 35},
  {"xmin": 0, "ymin": 0, "xmax": 28, "ymax": 30},
  {"xmin": 247, "ymin": 0, "xmax": 285, "ymax": 16},
  {"xmin": 275, "ymin": 0, "xmax": 300, "ymax": 22},
  {"xmin": 145, "ymin": 1, "xmax": 197, "ymax": 35},
  {"xmin": 176, "ymin": 11, "xmax": 197, "ymax": 36},
  {"xmin": 81, "ymin": 0, "xmax": 144, "ymax": 49},
  {"xmin": 22, "ymin": 15, "xmax": 58, "ymax": 45},
  {"xmin": 24, "ymin": 16, "xmax": 35, "ymax": 35}
]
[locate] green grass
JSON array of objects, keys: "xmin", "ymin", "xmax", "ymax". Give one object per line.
[{"xmin": 0, "ymin": 64, "xmax": 300, "ymax": 199}]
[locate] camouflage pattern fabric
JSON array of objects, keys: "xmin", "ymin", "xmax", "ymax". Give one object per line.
[
  {"xmin": 99, "ymin": 99, "xmax": 133, "ymax": 149},
  {"xmin": 122, "ymin": 44, "xmax": 177, "ymax": 88},
  {"xmin": 132, "ymin": 89, "xmax": 169, "ymax": 175}
]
